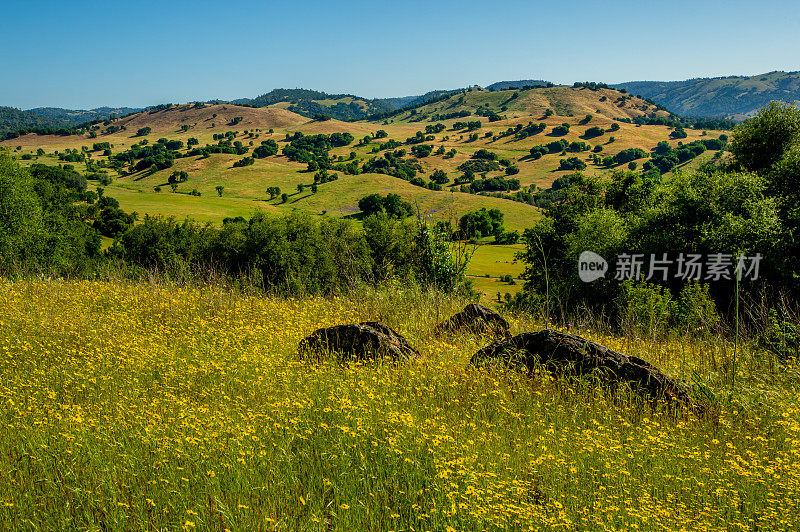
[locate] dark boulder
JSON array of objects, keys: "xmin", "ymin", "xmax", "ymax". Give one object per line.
[
  {"xmin": 471, "ymin": 329, "xmax": 696, "ymax": 407},
  {"xmin": 433, "ymin": 303, "xmax": 510, "ymax": 337},
  {"xmin": 299, "ymin": 321, "xmax": 419, "ymax": 362}
]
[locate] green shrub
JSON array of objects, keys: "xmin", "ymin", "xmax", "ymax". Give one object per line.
[
  {"xmin": 758, "ymin": 310, "xmax": 800, "ymax": 361},
  {"xmin": 619, "ymin": 281, "xmax": 676, "ymax": 336},
  {"xmin": 675, "ymin": 282, "xmax": 720, "ymax": 334}
]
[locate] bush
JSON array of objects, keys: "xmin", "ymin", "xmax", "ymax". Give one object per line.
[
  {"xmin": 583, "ymin": 126, "xmax": 605, "ymax": 139},
  {"xmin": 675, "ymin": 282, "xmax": 720, "ymax": 334},
  {"xmin": 458, "ymin": 208, "xmax": 504, "ymax": 239},
  {"xmin": 529, "ymin": 145, "xmax": 548, "ymax": 159},
  {"xmin": 546, "ymin": 139, "xmax": 568, "ymax": 153},
  {"xmin": 670, "ymin": 127, "xmax": 688, "ymax": 139},
  {"xmin": 619, "ymin": 281, "xmax": 676, "ymax": 336},
  {"xmin": 253, "ymin": 140, "xmax": 278, "ymax": 158},
  {"xmin": 759, "ymin": 310, "xmax": 800, "ymax": 361},
  {"xmin": 495, "ymin": 230, "xmax": 519, "ymax": 245},
  {"xmin": 472, "ymin": 149, "xmax": 498, "ymax": 161},
  {"xmin": 411, "ymin": 144, "xmax": 433, "ymax": 158},
  {"xmin": 559, "ymin": 157, "xmax": 587, "ymax": 171},
  {"xmin": 232, "ymin": 157, "xmax": 254, "ymax": 168},
  {"xmin": 567, "ymin": 141, "xmax": 590, "ymax": 152},
  {"xmin": 431, "ymin": 169, "xmax": 449, "ymax": 184},
  {"xmin": 358, "ymin": 193, "xmax": 413, "ymax": 218},
  {"xmin": 730, "ymin": 101, "xmax": 800, "ymax": 172}
]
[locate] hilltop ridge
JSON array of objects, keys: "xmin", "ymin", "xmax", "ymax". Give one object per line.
[{"xmin": 613, "ymin": 70, "xmax": 800, "ymax": 119}]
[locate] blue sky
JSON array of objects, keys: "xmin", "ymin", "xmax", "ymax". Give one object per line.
[{"xmin": 1, "ymin": 0, "xmax": 798, "ymax": 109}]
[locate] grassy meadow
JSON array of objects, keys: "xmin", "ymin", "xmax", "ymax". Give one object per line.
[{"xmin": 1, "ymin": 279, "xmax": 798, "ymax": 531}]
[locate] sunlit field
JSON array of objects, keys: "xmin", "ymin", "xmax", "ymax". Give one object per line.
[{"xmin": 1, "ymin": 279, "xmax": 798, "ymax": 530}]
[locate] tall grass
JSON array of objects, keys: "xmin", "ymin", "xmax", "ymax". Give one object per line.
[{"xmin": 0, "ymin": 278, "xmax": 798, "ymax": 530}]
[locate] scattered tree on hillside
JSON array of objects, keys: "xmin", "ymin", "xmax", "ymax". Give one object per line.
[
  {"xmin": 559, "ymin": 157, "xmax": 587, "ymax": 171},
  {"xmin": 458, "ymin": 208, "xmax": 504, "ymax": 240},
  {"xmin": 431, "ymin": 169, "xmax": 449, "ymax": 184},
  {"xmin": 670, "ymin": 126, "xmax": 688, "ymax": 139},
  {"xmin": 358, "ymin": 193, "xmax": 414, "ymax": 218},
  {"xmin": 267, "ymin": 186, "xmax": 281, "ymax": 200}
]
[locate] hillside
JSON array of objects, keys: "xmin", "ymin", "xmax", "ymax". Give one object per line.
[
  {"xmin": 0, "ymin": 102, "xmax": 540, "ymax": 233},
  {"xmin": 486, "ymin": 79, "xmax": 552, "ymax": 90},
  {"xmin": 1, "ymin": 87, "xmax": 725, "ymax": 236},
  {"xmin": 0, "ymin": 105, "xmax": 142, "ymax": 136},
  {"xmin": 381, "ymin": 89, "xmax": 457, "ymax": 111},
  {"xmin": 0, "ymin": 106, "xmax": 65, "ymax": 134},
  {"xmin": 236, "ymin": 88, "xmax": 394, "ymax": 120},
  {"xmin": 118, "ymin": 103, "xmax": 309, "ymax": 134},
  {"xmin": 0, "ymin": 84, "xmax": 728, "ymax": 299},
  {"xmin": 614, "ymin": 70, "xmax": 800, "ymax": 119},
  {"xmin": 27, "ymin": 106, "xmax": 142, "ymax": 125},
  {"xmin": 385, "ymin": 85, "xmax": 670, "ymax": 123},
  {"xmin": 2, "ymin": 279, "xmax": 798, "ymax": 530}
]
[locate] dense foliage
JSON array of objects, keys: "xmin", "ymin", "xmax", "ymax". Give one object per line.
[
  {"xmin": 0, "ymin": 155, "xmax": 101, "ymax": 276},
  {"xmin": 512, "ymin": 102, "xmax": 800, "ymax": 325}
]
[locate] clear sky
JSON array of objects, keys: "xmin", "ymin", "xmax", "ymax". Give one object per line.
[{"xmin": 2, "ymin": 0, "xmax": 799, "ymax": 109}]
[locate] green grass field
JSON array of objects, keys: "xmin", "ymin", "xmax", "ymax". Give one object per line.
[{"xmin": 462, "ymin": 243, "xmax": 525, "ymax": 301}]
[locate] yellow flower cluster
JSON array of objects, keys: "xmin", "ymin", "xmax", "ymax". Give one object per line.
[{"xmin": 0, "ymin": 279, "xmax": 798, "ymax": 530}]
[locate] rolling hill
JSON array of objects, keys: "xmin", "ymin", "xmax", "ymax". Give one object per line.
[
  {"xmin": 0, "ymin": 106, "xmax": 65, "ymax": 133},
  {"xmin": 0, "ymin": 106, "xmax": 142, "ymax": 136},
  {"xmin": 1, "ymin": 86, "xmax": 723, "ymax": 228},
  {"xmin": 0, "ymin": 86, "xmax": 730, "ymax": 298},
  {"xmin": 385, "ymin": 85, "xmax": 670, "ymax": 123},
  {"xmin": 6, "ymin": 70, "xmax": 798, "ymax": 139},
  {"xmin": 234, "ymin": 88, "xmax": 394, "ymax": 121},
  {"xmin": 486, "ymin": 80, "xmax": 553, "ymax": 91},
  {"xmin": 614, "ymin": 71, "xmax": 800, "ymax": 119},
  {"xmin": 27, "ymin": 106, "xmax": 142, "ymax": 125}
]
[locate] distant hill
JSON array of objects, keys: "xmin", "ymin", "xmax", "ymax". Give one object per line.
[
  {"xmin": 382, "ymin": 85, "xmax": 669, "ymax": 124},
  {"xmin": 8, "ymin": 69, "xmax": 796, "ymax": 134},
  {"xmin": 486, "ymin": 80, "xmax": 553, "ymax": 91},
  {"xmin": 614, "ymin": 71, "xmax": 800, "ymax": 119},
  {"xmin": 114, "ymin": 103, "xmax": 308, "ymax": 135},
  {"xmin": 0, "ymin": 107, "xmax": 65, "ymax": 134},
  {"xmin": 0, "ymin": 106, "xmax": 142, "ymax": 136},
  {"xmin": 236, "ymin": 88, "xmax": 393, "ymax": 121},
  {"xmin": 29, "ymin": 106, "xmax": 142, "ymax": 125},
  {"xmin": 381, "ymin": 89, "xmax": 457, "ymax": 111}
]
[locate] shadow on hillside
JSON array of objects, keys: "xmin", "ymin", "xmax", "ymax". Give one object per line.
[{"xmin": 341, "ymin": 212, "xmax": 366, "ymax": 221}]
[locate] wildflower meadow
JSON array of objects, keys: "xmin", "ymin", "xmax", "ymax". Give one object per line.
[{"xmin": 0, "ymin": 279, "xmax": 798, "ymax": 530}]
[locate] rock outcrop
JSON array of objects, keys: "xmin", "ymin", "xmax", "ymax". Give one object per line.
[
  {"xmin": 471, "ymin": 329, "xmax": 696, "ymax": 406},
  {"xmin": 299, "ymin": 322, "xmax": 419, "ymax": 362},
  {"xmin": 433, "ymin": 303, "xmax": 510, "ymax": 337}
]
